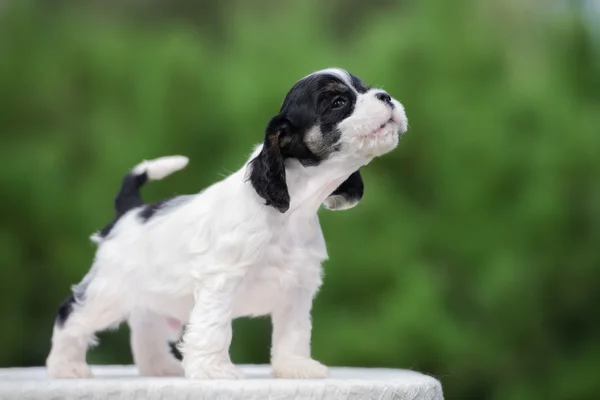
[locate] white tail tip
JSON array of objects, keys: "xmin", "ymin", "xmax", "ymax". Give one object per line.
[{"xmin": 132, "ymin": 155, "xmax": 189, "ymax": 180}]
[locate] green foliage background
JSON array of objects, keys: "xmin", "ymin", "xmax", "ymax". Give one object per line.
[{"xmin": 1, "ymin": 1, "xmax": 599, "ymax": 399}]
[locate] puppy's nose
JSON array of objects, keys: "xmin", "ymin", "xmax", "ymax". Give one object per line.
[{"xmin": 376, "ymin": 92, "xmax": 393, "ymax": 107}]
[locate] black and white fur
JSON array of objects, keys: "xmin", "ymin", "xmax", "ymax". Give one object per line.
[{"xmin": 46, "ymin": 68, "xmax": 408, "ymax": 379}]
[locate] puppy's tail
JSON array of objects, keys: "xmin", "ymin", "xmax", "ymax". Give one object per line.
[{"xmin": 90, "ymin": 155, "xmax": 189, "ymax": 243}]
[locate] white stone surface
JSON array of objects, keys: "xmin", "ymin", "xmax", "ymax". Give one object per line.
[{"xmin": 0, "ymin": 365, "xmax": 444, "ymax": 400}]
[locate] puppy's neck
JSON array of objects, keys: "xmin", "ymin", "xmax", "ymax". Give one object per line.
[{"xmin": 284, "ymin": 156, "xmax": 367, "ymax": 217}]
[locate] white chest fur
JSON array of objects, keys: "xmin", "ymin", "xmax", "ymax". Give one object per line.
[{"xmin": 232, "ymin": 214, "xmax": 327, "ymax": 318}]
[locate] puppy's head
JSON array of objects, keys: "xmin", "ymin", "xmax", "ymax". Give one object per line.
[{"xmin": 249, "ymin": 68, "xmax": 408, "ymax": 213}]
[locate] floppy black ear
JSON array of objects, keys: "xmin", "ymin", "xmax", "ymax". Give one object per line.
[
  {"xmin": 323, "ymin": 169, "xmax": 364, "ymax": 211},
  {"xmin": 248, "ymin": 115, "xmax": 291, "ymax": 213}
]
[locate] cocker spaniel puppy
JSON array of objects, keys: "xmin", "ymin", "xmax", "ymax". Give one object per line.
[{"xmin": 46, "ymin": 68, "xmax": 408, "ymax": 379}]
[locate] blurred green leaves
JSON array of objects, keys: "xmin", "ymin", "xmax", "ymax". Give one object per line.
[{"xmin": 0, "ymin": 1, "xmax": 599, "ymax": 399}]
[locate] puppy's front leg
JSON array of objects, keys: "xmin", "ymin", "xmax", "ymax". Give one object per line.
[
  {"xmin": 271, "ymin": 287, "xmax": 329, "ymax": 379},
  {"xmin": 180, "ymin": 275, "xmax": 244, "ymax": 380}
]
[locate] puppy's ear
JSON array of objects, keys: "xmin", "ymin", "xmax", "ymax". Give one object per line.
[
  {"xmin": 323, "ymin": 169, "xmax": 364, "ymax": 211},
  {"xmin": 248, "ymin": 115, "xmax": 291, "ymax": 213}
]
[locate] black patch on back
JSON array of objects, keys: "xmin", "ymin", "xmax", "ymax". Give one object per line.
[
  {"xmin": 139, "ymin": 198, "xmax": 172, "ymax": 222},
  {"xmin": 98, "ymin": 218, "xmax": 118, "ymax": 238}
]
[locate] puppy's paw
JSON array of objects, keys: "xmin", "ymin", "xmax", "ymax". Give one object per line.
[
  {"xmin": 272, "ymin": 357, "xmax": 329, "ymax": 379},
  {"xmin": 138, "ymin": 357, "xmax": 184, "ymax": 377},
  {"xmin": 46, "ymin": 360, "xmax": 93, "ymax": 379},
  {"xmin": 185, "ymin": 363, "xmax": 245, "ymax": 380}
]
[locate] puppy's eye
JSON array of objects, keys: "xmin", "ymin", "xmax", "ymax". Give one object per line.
[{"xmin": 331, "ymin": 96, "xmax": 347, "ymax": 109}]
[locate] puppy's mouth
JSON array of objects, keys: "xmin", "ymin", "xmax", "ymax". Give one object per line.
[
  {"xmin": 378, "ymin": 118, "xmax": 394, "ymax": 130},
  {"xmin": 364, "ymin": 118, "xmax": 396, "ymax": 138}
]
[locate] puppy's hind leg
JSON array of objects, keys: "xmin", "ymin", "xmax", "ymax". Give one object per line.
[
  {"xmin": 129, "ymin": 309, "xmax": 184, "ymax": 377},
  {"xmin": 46, "ymin": 277, "xmax": 128, "ymax": 379}
]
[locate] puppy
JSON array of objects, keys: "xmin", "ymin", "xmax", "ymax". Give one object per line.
[{"xmin": 46, "ymin": 68, "xmax": 408, "ymax": 379}]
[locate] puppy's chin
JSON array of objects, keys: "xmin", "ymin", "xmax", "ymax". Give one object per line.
[{"xmin": 347, "ymin": 122, "xmax": 402, "ymax": 158}]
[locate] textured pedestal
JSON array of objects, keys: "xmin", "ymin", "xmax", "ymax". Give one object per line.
[{"xmin": 0, "ymin": 365, "xmax": 443, "ymax": 400}]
